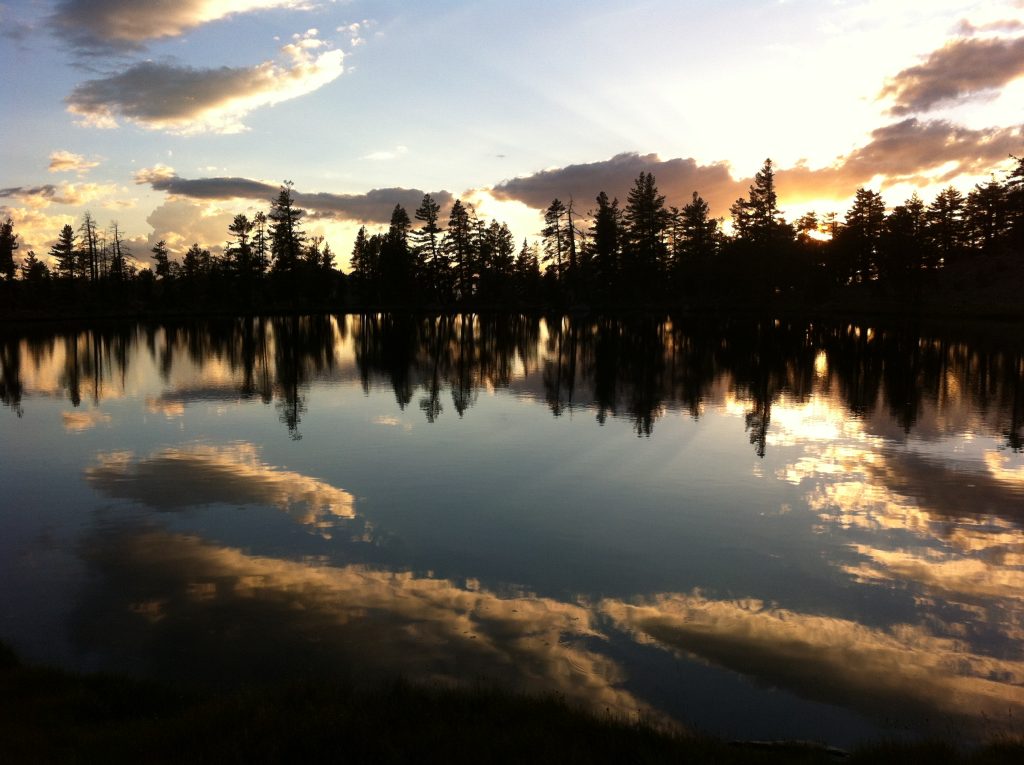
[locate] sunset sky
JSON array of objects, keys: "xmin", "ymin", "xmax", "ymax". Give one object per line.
[{"xmin": 1, "ymin": 0, "xmax": 1022, "ymax": 269}]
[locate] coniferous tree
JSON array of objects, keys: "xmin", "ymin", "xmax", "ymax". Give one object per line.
[
  {"xmin": 49, "ymin": 224, "xmax": 77, "ymax": 280},
  {"xmin": 541, "ymin": 199, "xmax": 568, "ymax": 282},
  {"xmin": 679, "ymin": 192, "xmax": 719, "ymax": 261},
  {"xmin": 381, "ymin": 204, "xmax": 413, "ymax": 301},
  {"xmin": 838, "ymin": 188, "xmax": 886, "ymax": 283},
  {"xmin": 446, "ymin": 200, "xmax": 475, "ymax": 300},
  {"xmin": 182, "ymin": 243, "xmax": 209, "ymax": 280},
  {"xmin": 881, "ymin": 193, "xmax": 927, "ymax": 282},
  {"xmin": 0, "ymin": 218, "xmax": 17, "ymax": 282},
  {"xmin": 252, "ymin": 211, "xmax": 269, "ymax": 274},
  {"xmin": 589, "ymin": 192, "xmax": 621, "ymax": 299},
  {"xmin": 349, "ymin": 225, "xmax": 373, "ymax": 295},
  {"xmin": 226, "ymin": 214, "xmax": 255, "ymax": 277},
  {"xmin": 926, "ymin": 186, "xmax": 966, "ymax": 268},
  {"xmin": 514, "ymin": 238, "xmax": 541, "ymax": 299},
  {"xmin": 268, "ymin": 182, "xmax": 305, "ymax": 274},
  {"xmin": 19, "ymin": 251, "xmax": 49, "ymax": 282},
  {"xmin": 622, "ymin": 172, "xmax": 669, "ymax": 297},
  {"xmin": 151, "ymin": 240, "xmax": 170, "ymax": 280},
  {"xmin": 964, "ymin": 178, "xmax": 1008, "ymax": 256},
  {"xmin": 413, "ymin": 194, "xmax": 444, "ymax": 297}
]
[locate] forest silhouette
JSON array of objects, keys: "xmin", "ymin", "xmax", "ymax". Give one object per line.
[{"xmin": 2, "ymin": 157, "xmax": 1024, "ymax": 316}]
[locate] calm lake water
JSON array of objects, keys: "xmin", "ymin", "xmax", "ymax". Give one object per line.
[{"xmin": 1, "ymin": 314, "xmax": 1022, "ymax": 746}]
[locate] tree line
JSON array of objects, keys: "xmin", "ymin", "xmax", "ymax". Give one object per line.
[{"xmin": 2, "ymin": 156, "xmax": 1023, "ymax": 313}]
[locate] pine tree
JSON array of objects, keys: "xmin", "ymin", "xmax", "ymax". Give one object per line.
[
  {"xmin": 926, "ymin": 186, "xmax": 966, "ymax": 268},
  {"xmin": 49, "ymin": 224, "xmax": 77, "ymax": 279},
  {"xmin": 964, "ymin": 178, "xmax": 1007, "ymax": 255},
  {"xmin": 514, "ymin": 238, "xmax": 541, "ymax": 298},
  {"xmin": 412, "ymin": 194, "xmax": 444, "ymax": 296},
  {"xmin": 589, "ymin": 192, "xmax": 620, "ymax": 296},
  {"xmin": 151, "ymin": 240, "xmax": 170, "ymax": 280},
  {"xmin": 268, "ymin": 182, "xmax": 305, "ymax": 274},
  {"xmin": 19, "ymin": 251, "xmax": 49, "ymax": 282},
  {"xmin": 679, "ymin": 192, "xmax": 719, "ymax": 260},
  {"xmin": 252, "ymin": 211, "xmax": 269, "ymax": 274},
  {"xmin": 840, "ymin": 188, "xmax": 886, "ymax": 283},
  {"xmin": 541, "ymin": 199, "xmax": 567, "ymax": 279},
  {"xmin": 446, "ymin": 200, "xmax": 474, "ymax": 299},
  {"xmin": 226, "ymin": 214, "xmax": 255, "ymax": 276},
  {"xmin": 0, "ymin": 218, "xmax": 17, "ymax": 282},
  {"xmin": 622, "ymin": 172, "xmax": 669, "ymax": 294}
]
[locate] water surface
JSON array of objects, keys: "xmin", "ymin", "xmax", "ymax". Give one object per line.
[{"xmin": 1, "ymin": 314, "xmax": 1022, "ymax": 746}]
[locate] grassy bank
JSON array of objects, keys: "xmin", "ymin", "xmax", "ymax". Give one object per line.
[{"xmin": 1, "ymin": 644, "xmax": 1021, "ymax": 764}]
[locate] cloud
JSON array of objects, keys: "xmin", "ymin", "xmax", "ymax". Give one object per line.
[
  {"xmin": 881, "ymin": 36, "xmax": 1024, "ymax": 114},
  {"xmin": 85, "ymin": 443, "xmax": 356, "ymax": 530},
  {"xmin": 48, "ymin": 150, "xmax": 101, "ymax": 175},
  {"xmin": 954, "ymin": 18, "xmax": 1024, "ymax": 36},
  {"xmin": 50, "ymin": 0, "xmax": 307, "ymax": 52},
  {"xmin": 0, "ymin": 182, "xmax": 120, "ymax": 209},
  {"xmin": 492, "ymin": 153, "xmax": 743, "ymax": 217},
  {"xmin": 0, "ymin": 206, "xmax": 76, "ymax": 256},
  {"xmin": 73, "ymin": 526, "xmax": 646, "ymax": 718},
  {"xmin": 364, "ymin": 145, "xmax": 409, "ymax": 161},
  {"xmin": 135, "ymin": 165, "xmax": 453, "ymax": 224},
  {"xmin": 62, "ymin": 409, "xmax": 112, "ymax": 432},
  {"xmin": 602, "ymin": 592, "xmax": 1024, "ymax": 733},
  {"xmin": 0, "ymin": 3, "xmax": 34, "ymax": 42},
  {"xmin": 66, "ymin": 36, "xmax": 345, "ymax": 134},
  {"xmin": 492, "ymin": 119, "xmax": 1023, "ymax": 215}
]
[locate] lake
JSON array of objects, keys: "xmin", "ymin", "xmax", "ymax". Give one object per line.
[{"xmin": 1, "ymin": 314, "xmax": 1022, "ymax": 747}]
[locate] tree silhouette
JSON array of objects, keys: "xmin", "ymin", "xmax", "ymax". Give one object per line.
[
  {"xmin": 622, "ymin": 172, "xmax": 669, "ymax": 300},
  {"xmin": 49, "ymin": 224, "xmax": 77, "ymax": 280},
  {"xmin": 838, "ymin": 188, "xmax": 886, "ymax": 284},
  {"xmin": 0, "ymin": 218, "xmax": 19, "ymax": 282},
  {"xmin": 269, "ymin": 182, "xmax": 305, "ymax": 275}
]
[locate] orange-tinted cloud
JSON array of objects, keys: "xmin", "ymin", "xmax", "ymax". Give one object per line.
[
  {"xmin": 491, "ymin": 119, "xmax": 1023, "ymax": 215},
  {"xmin": 881, "ymin": 36, "xmax": 1024, "ymax": 114},
  {"xmin": 76, "ymin": 527, "xmax": 645, "ymax": 718},
  {"xmin": 48, "ymin": 150, "xmax": 100, "ymax": 175},
  {"xmin": 0, "ymin": 181, "xmax": 120, "ymax": 209},
  {"xmin": 50, "ymin": 0, "xmax": 307, "ymax": 52},
  {"xmin": 85, "ymin": 444, "xmax": 356, "ymax": 530},
  {"xmin": 67, "ymin": 37, "xmax": 344, "ymax": 134},
  {"xmin": 603, "ymin": 592, "xmax": 1024, "ymax": 733}
]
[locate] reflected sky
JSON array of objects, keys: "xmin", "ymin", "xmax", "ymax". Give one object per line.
[
  {"xmin": 85, "ymin": 443, "xmax": 356, "ymax": 532},
  {"xmin": 1, "ymin": 316, "xmax": 1022, "ymax": 746}
]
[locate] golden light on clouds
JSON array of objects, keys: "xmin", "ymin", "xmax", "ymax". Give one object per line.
[
  {"xmin": 67, "ymin": 35, "xmax": 345, "ymax": 135},
  {"xmin": 62, "ymin": 409, "xmax": 112, "ymax": 432},
  {"xmin": 601, "ymin": 592, "xmax": 1024, "ymax": 730},
  {"xmin": 48, "ymin": 150, "xmax": 100, "ymax": 175},
  {"xmin": 85, "ymin": 443, "xmax": 356, "ymax": 530},
  {"xmin": 81, "ymin": 528, "xmax": 646, "ymax": 719}
]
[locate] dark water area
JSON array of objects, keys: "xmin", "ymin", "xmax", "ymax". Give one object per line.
[{"xmin": 1, "ymin": 314, "xmax": 1022, "ymax": 747}]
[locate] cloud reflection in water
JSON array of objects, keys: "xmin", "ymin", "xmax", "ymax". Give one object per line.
[
  {"xmin": 85, "ymin": 443, "xmax": 355, "ymax": 531},
  {"xmin": 75, "ymin": 528, "xmax": 646, "ymax": 720}
]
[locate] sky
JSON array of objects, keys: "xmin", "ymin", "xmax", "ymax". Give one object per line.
[{"xmin": 1, "ymin": 0, "xmax": 1023, "ymax": 270}]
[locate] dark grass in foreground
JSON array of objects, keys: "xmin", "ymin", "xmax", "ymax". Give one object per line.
[{"xmin": 1, "ymin": 644, "xmax": 1021, "ymax": 764}]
